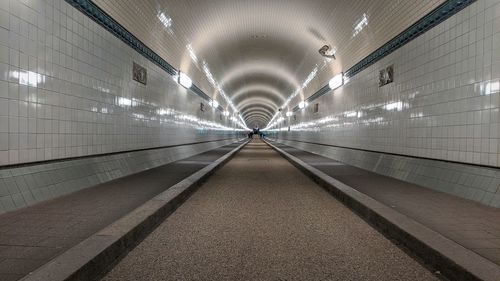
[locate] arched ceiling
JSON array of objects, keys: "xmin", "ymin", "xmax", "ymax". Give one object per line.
[{"xmin": 94, "ymin": 0, "xmax": 443, "ymax": 129}]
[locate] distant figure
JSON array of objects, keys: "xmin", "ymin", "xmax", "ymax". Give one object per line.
[{"xmin": 248, "ymin": 132, "xmax": 253, "ymax": 139}]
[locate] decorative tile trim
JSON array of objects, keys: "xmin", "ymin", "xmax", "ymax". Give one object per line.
[
  {"xmin": 64, "ymin": 0, "xmax": 223, "ymax": 111},
  {"xmin": 65, "ymin": 0, "xmax": 178, "ymax": 76},
  {"xmin": 300, "ymin": 0, "xmax": 476, "ymax": 105},
  {"xmin": 67, "ymin": 0, "xmax": 476, "ymax": 118},
  {"xmin": 191, "ymin": 84, "xmax": 212, "ymax": 102},
  {"xmin": 344, "ymin": 0, "xmax": 475, "ymax": 78}
]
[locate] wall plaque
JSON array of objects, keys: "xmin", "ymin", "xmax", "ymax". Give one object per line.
[
  {"xmin": 133, "ymin": 62, "xmax": 147, "ymax": 85},
  {"xmin": 379, "ymin": 65, "xmax": 394, "ymax": 87}
]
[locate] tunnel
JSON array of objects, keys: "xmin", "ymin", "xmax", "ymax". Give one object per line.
[{"xmin": 0, "ymin": 0, "xmax": 499, "ymax": 280}]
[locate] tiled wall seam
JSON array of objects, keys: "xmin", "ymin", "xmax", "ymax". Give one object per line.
[
  {"xmin": 0, "ymin": 138, "xmax": 240, "ymax": 214},
  {"xmin": 275, "ymin": 139, "xmax": 500, "ymax": 208}
]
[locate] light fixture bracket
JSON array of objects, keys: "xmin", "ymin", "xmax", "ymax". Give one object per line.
[{"xmin": 319, "ymin": 45, "xmax": 336, "ymax": 59}]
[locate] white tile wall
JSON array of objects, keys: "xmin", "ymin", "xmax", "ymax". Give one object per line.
[
  {"xmin": 274, "ymin": 0, "xmax": 500, "ymax": 168},
  {"xmin": 0, "ymin": 0, "xmax": 240, "ymax": 166}
]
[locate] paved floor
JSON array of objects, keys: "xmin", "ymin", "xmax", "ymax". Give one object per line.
[
  {"xmin": 0, "ymin": 141, "xmax": 243, "ymax": 281},
  {"xmin": 270, "ymin": 141, "xmax": 500, "ymax": 266},
  {"xmin": 103, "ymin": 140, "xmax": 439, "ymax": 281}
]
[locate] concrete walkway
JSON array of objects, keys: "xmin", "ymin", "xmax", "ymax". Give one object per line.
[
  {"xmin": 0, "ymin": 141, "xmax": 243, "ymax": 281},
  {"xmin": 270, "ymin": 140, "xmax": 500, "ymax": 266},
  {"xmin": 103, "ymin": 140, "xmax": 438, "ymax": 281}
]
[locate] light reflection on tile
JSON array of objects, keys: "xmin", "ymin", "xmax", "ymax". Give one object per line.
[
  {"xmin": 270, "ymin": 1, "xmax": 500, "ymax": 167},
  {"xmin": 0, "ymin": 0, "xmax": 243, "ymax": 166}
]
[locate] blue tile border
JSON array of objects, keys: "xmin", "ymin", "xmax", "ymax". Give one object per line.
[
  {"xmin": 344, "ymin": 0, "xmax": 475, "ymax": 78},
  {"xmin": 64, "ymin": 0, "xmax": 219, "ymax": 105},
  {"xmin": 300, "ymin": 0, "xmax": 476, "ymax": 106}
]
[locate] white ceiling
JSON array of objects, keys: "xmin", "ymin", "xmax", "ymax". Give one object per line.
[{"xmin": 94, "ymin": 0, "xmax": 443, "ymax": 128}]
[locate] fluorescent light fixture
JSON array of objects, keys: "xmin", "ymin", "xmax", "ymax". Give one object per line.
[
  {"xmin": 286, "ymin": 111, "xmax": 293, "ymax": 117},
  {"xmin": 353, "ymin": 13, "xmax": 368, "ymax": 37},
  {"xmin": 329, "ymin": 73, "xmax": 344, "ymax": 90},
  {"xmin": 210, "ymin": 100, "xmax": 219, "ymax": 108},
  {"xmin": 178, "ymin": 72, "xmax": 192, "ymax": 88},
  {"xmin": 298, "ymin": 101, "xmax": 308, "ymax": 109},
  {"xmin": 157, "ymin": 12, "xmax": 172, "ymax": 28}
]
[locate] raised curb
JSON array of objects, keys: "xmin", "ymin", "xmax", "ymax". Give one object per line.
[
  {"xmin": 265, "ymin": 139, "xmax": 500, "ymax": 281},
  {"xmin": 21, "ymin": 140, "xmax": 249, "ymax": 281}
]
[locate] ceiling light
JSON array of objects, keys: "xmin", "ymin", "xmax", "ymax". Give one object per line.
[
  {"xmin": 223, "ymin": 111, "xmax": 230, "ymax": 116},
  {"xmin": 353, "ymin": 13, "xmax": 368, "ymax": 37},
  {"xmin": 329, "ymin": 73, "xmax": 344, "ymax": 90},
  {"xmin": 157, "ymin": 12, "xmax": 172, "ymax": 28},
  {"xmin": 210, "ymin": 100, "xmax": 219, "ymax": 108},
  {"xmin": 298, "ymin": 101, "xmax": 308, "ymax": 109},
  {"xmin": 178, "ymin": 72, "xmax": 192, "ymax": 88},
  {"xmin": 286, "ymin": 111, "xmax": 293, "ymax": 117}
]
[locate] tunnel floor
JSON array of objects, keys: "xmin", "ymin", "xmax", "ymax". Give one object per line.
[
  {"xmin": 102, "ymin": 139, "xmax": 438, "ymax": 281},
  {"xmin": 270, "ymin": 140, "xmax": 500, "ymax": 266},
  {"xmin": 0, "ymin": 141, "xmax": 244, "ymax": 281}
]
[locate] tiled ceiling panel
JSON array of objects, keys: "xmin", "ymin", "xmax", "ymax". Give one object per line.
[{"xmin": 93, "ymin": 0, "xmax": 443, "ymax": 128}]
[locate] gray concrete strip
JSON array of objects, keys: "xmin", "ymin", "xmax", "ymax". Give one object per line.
[
  {"xmin": 102, "ymin": 140, "xmax": 439, "ymax": 281},
  {"xmin": 265, "ymin": 140, "xmax": 500, "ymax": 281},
  {"xmin": 102, "ymin": 139, "xmax": 439, "ymax": 281},
  {"xmin": 19, "ymin": 140, "xmax": 250, "ymax": 281}
]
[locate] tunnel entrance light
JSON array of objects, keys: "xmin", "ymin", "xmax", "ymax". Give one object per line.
[
  {"xmin": 329, "ymin": 73, "xmax": 344, "ymax": 90},
  {"xmin": 178, "ymin": 72, "xmax": 192, "ymax": 89},
  {"xmin": 286, "ymin": 111, "xmax": 293, "ymax": 117},
  {"xmin": 298, "ymin": 101, "xmax": 308, "ymax": 109}
]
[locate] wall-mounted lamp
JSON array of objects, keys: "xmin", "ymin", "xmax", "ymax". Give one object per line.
[
  {"xmin": 210, "ymin": 99, "xmax": 219, "ymax": 108},
  {"xmin": 329, "ymin": 73, "xmax": 344, "ymax": 90},
  {"xmin": 178, "ymin": 72, "xmax": 192, "ymax": 88},
  {"xmin": 298, "ymin": 101, "xmax": 308, "ymax": 109},
  {"xmin": 286, "ymin": 111, "xmax": 293, "ymax": 117},
  {"xmin": 223, "ymin": 110, "xmax": 230, "ymax": 116}
]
